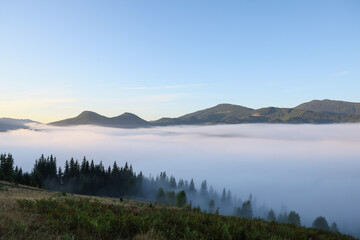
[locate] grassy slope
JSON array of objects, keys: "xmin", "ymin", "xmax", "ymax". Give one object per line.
[
  {"xmin": 0, "ymin": 181, "xmax": 356, "ymax": 240},
  {"xmin": 295, "ymin": 100, "xmax": 360, "ymax": 115}
]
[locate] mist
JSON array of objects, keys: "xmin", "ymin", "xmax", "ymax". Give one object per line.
[{"xmin": 1, "ymin": 123, "xmax": 360, "ymax": 236}]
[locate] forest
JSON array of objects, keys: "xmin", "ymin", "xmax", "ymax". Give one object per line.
[{"xmin": 0, "ymin": 153, "xmax": 339, "ymax": 233}]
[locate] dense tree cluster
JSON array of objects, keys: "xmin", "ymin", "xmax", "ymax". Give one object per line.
[{"xmin": 0, "ymin": 153, "xmax": 341, "ymax": 233}]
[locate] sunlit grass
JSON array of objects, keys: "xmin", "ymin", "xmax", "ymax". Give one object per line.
[{"xmin": 0, "ymin": 181, "xmax": 355, "ymax": 240}]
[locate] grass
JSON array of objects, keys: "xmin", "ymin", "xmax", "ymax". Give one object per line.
[{"xmin": 0, "ymin": 181, "xmax": 357, "ymax": 240}]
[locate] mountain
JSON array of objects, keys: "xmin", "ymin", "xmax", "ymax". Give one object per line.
[
  {"xmin": 295, "ymin": 99, "xmax": 360, "ymax": 115},
  {"xmin": 153, "ymin": 104, "xmax": 254, "ymax": 125},
  {"xmin": 48, "ymin": 99, "xmax": 360, "ymax": 128},
  {"xmin": 0, "ymin": 118, "xmax": 37, "ymax": 131},
  {"xmin": 50, "ymin": 111, "xmax": 109, "ymax": 126},
  {"xmin": 243, "ymin": 107, "xmax": 360, "ymax": 124},
  {"xmin": 153, "ymin": 100, "xmax": 360, "ymax": 126},
  {"xmin": 110, "ymin": 112, "xmax": 150, "ymax": 126},
  {"xmin": 50, "ymin": 111, "xmax": 151, "ymax": 128}
]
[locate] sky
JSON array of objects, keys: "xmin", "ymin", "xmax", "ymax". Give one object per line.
[{"xmin": 0, "ymin": 0, "xmax": 359, "ymax": 123}]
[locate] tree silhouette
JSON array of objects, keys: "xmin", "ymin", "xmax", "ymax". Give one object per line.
[
  {"xmin": 156, "ymin": 188, "xmax": 166, "ymax": 203},
  {"xmin": 312, "ymin": 216, "xmax": 330, "ymax": 230},
  {"xmin": 169, "ymin": 176, "xmax": 177, "ymax": 189},
  {"xmin": 166, "ymin": 191, "xmax": 176, "ymax": 206},
  {"xmin": 267, "ymin": 209, "xmax": 276, "ymax": 222},
  {"xmin": 189, "ymin": 179, "xmax": 196, "ymax": 192},
  {"xmin": 221, "ymin": 188, "xmax": 227, "ymax": 202},
  {"xmin": 331, "ymin": 222, "xmax": 339, "ymax": 233},
  {"xmin": 234, "ymin": 200, "xmax": 253, "ymax": 219},
  {"xmin": 288, "ymin": 211, "xmax": 301, "ymax": 226},
  {"xmin": 0, "ymin": 153, "xmax": 14, "ymax": 181},
  {"xmin": 200, "ymin": 180, "xmax": 208, "ymax": 196},
  {"xmin": 208, "ymin": 199, "xmax": 215, "ymax": 213},
  {"xmin": 176, "ymin": 190, "xmax": 187, "ymax": 207}
]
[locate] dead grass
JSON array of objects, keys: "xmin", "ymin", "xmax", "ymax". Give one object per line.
[
  {"xmin": 0, "ymin": 181, "xmax": 167, "ymax": 240},
  {"xmin": 0, "ymin": 181, "xmax": 63, "ymax": 239}
]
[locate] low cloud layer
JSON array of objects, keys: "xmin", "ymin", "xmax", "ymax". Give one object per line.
[{"xmin": 1, "ymin": 123, "xmax": 360, "ymax": 235}]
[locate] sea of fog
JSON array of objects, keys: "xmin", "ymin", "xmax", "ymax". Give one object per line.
[{"xmin": 1, "ymin": 123, "xmax": 359, "ymax": 236}]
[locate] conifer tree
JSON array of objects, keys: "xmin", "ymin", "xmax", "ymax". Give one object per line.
[
  {"xmin": 267, "ymin": 209, "xmax": 276, "ymax": 222},
  {"xmin": 288, "ymin": 211, "xmax": 301, "ymax": 226},
  {"xmin": 208, "ymin": 199, "xmax": 215, "ymax": 213},
  {"xmin": 312, "ymin": 216, "xmax": 330, "ymax": 230},
  {"xmin": 201, "ymin": 180, "xmax": 208, "ymax": 196},
  {"xmin": 189, "ymin": 178, "xmax": 196, "ymax": 192},
  {"xmin": 156, "ymin": 187, "xmax": 166, "ymax": 204},
  {"xmin": 176, "ymin": 190, "xmax": 187, "ymax": 207}
]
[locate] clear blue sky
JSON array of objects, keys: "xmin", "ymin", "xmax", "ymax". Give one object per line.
[{"xmin": 0, "ymin": 0, "xmax": 359, "ymax": 122}]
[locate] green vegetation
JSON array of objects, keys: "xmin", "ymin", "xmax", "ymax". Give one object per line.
[
  {"xmin": 154, "ymin": 102, "xmax": 360, "ymax": 126},
  {"xmin": 15, "ymin": 197, "xmax": 355, "ymax": 240},
  {"xmin": 0, "ymin": 183, "xmax": 8, "ymax": 191},
  {"xmin": 1, "ymin": 153, "xmax": 354, "ymax": 238},
  {"xmin": 295, "ymin": 99, "xmax": 360, "ymax": 115},
  {"xmin": 267, "ymin": 209, "xmax": 276, "ymax": 222},
  {"xmin": 313, "ymin": 216, "xmax": 330, "ymax": 231}
]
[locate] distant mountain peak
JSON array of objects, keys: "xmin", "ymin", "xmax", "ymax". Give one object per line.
[
  {"xmin": 0, "ymin": 118, "xmax": 38, "ymax": 131},
  {"xmin": 118, "ymin": 112, "xmax": 137, "ymax": 117},
  {"xmin": 77, "ymin": 111, "xmax": 103, "ymax": 117},
  {"xmin": 50, "ymin": 111, "xmax": 150, "ymax": 128},
  {"xmin": 295, "ymin": 99, "xmax": 360, "ymax": 115}
]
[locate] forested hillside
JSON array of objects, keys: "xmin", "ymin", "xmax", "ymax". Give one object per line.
[{"xmin": 0, "ymin": 153, "xmax": 346, "ymax": 236}]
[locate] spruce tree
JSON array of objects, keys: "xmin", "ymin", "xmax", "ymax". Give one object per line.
[
  {"xmin": 288, "ymin": 211, "xmax": 301, "ymax": 226},
  {"xmin": 189, "ymin": 179, "xmax": 196, "ymax": 192},
  {"xmin": 267, "ymin": 209, "xmax": 276, "ymax": 222},
  {"xmin": 176, "ymin": 190, "xmax": 187, "ymax": 207},
  {"xmin": 312, "ymin": 216, "xmax": 330, "ymax": 230}
]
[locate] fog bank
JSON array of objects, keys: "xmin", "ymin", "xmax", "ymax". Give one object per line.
[{"xmin": 1, "ymin": 123, "xmax": 359, "ymax": 235}]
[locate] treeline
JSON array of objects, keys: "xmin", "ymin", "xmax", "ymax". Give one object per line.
[{"xmin": 0, "ymin": 153, "xmax": 340, "ymax": 233}]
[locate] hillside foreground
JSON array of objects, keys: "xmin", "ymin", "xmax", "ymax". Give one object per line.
[{"xmin": 0, "ymin": 181, "xmax": 356, "ymax": 240}]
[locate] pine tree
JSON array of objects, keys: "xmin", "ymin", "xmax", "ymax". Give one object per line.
[
  {"xmin": 178, "ymin": 179, "xmax": 184, "ymax": 188},
  {"xmin": 176, "ymin": 190, "xmax": 187, "ymax": 207},
  {"xmin": 226, "ymin": 190, "xmax": 232, "ymax": 202},
  {"xmin": 200, "ymin": 180, "xmax": 208, "ymax": 196},
  {"xmin": 267, "ymin": 209, "xmax": 276, "ymax": 221},
  {"xmin": 189, "ymin": 179, "xmax": 196, "ymax": 192},
  {"xmin": 221, "ymin": 188, "xmax": 227, "ymax": 202},
  {"xmin": 156, "ymin": 187, "xmax": 166, "ymax": 204},
  {"xmin": 169, "ymin": 176, "xmax": 177, "ymax": 188},
  {"xmin": 288, "ymin": 211, "xmax": 301, "ymax": 226},
  {"xmin": 312, "ymin": 216, "xmax": 330, "ymax": 230},
  {"xmin": 166, "ymin": 191, "xmax": 176, "ymax": 206},
  {"xmin": 81, "ymin": 157, "xmax": 87, "ymax": 174},
  {"xmin": 277, "ymin": 212, "xmax": 289, "ymax": 223},
  {"xmin": 234, "ymin": 200, "xmax": 253, "ymax": 219},
  {"xmin": 58, "ymin": 167, "xmax": 63, "ymax": 183},
  {"xmin": 208, "ymin": 199, "xmax": 215, "ymax": 213},
  {"xmin": 1, "ymin": 154, "xmax": 14, "ymax": 181},
  {"xmin": 331, "ymin": 222, "xmax": 339, "ymax": 233}
]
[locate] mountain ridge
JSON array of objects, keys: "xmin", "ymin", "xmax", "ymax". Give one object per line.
[
  {"xmin": 0, "ymin": 118, "xmax": 38, "ymax": 131},
  {"xmin": 295, "ymin": 99, "xmax": 360, "ymax": 115},
  {"xmin": 49, "ymin": 111, "xmax": 151, "ymax": 128},
  {"xmin": 47, "ymin": 99, "xmax": 360, "ymax": 128}
]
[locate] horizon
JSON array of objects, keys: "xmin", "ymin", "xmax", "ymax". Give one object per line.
[
  {"xmin": 2, "ymin": 98, "xmax": 359, "ymax": 124},
  {"xmin": 1, "ymin": 1, "xmax": 360, "ymax": 122}
]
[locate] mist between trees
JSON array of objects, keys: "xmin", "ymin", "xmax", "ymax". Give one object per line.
[{"xmin": 0, "ymin": 153, "xmax": 344, "ymax": 236}]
